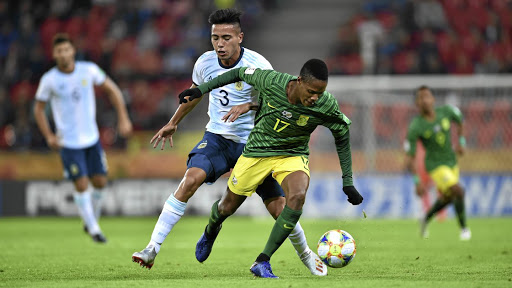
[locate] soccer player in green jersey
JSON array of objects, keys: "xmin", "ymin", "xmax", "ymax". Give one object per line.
[
  {"xmin": 404, "ymin": 85, "xmax": 470, "ymax": 241},
  {"xmin": 165, "ymin": 59, "xmax": 363, "ymax": 278}
]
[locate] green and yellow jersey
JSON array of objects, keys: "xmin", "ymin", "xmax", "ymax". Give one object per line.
[
  {"xmin": 197, "ymin": 67, "xmax": 354, "ymax": 186},
  {"xmin": 404, "ymin": 105, "xmax": 463, "ymax": 172}
]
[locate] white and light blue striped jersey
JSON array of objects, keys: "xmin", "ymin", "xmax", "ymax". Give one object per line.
[
  {"xmin": 35, "ymin": 61, "xmax": 106, "ymax": 149},
  {"xmin": 192, "ymin": 47, "xmax": 272, "ymax": 143}
]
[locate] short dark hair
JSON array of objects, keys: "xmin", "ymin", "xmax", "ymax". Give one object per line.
[
  {"xmin": 208, "ymin": 8, "xmax": 242, "ymax": 29},
  {"xmin": 52, "ymin": 33, "xmax": 73, "ymax": 47},
  {"xmin": 415, "ymin": 85, "xmax": 430, "ymax": 97},
  {"xmin": 300, "ymin": 59, "xmax": 328, "ymax": 82}
]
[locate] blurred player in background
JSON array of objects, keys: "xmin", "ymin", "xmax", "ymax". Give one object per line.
[
  {"xmin": 415, "ymin": 142, "xmax": 447, "ymax": 221},
  {"xmin": 34, "ymin": 33, "xmax": 132, "ymax": 243},
  {"xmin": 132, "ymin": 8, "xmax": 327, "ymax": 276},
  {"xmin": 171, "ymin": 59, "xmax": 363, "ymax": 278},
  {"xmin": 404, "ymin": 85, "xmax": 470, "ymax": 240}
]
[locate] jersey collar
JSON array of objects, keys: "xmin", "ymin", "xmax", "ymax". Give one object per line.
[{"xmin": 218, "ymin": 47, "xmax": 244, "ymax": 69}]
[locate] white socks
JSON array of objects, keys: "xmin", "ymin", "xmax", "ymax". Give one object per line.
[
  {"xmin": 74, "ymin": 188, "xmax": 101, "ymax": 235},
  {"xmin": 288, "ymin": 221, "xmax": 309, "ymax": 256},
  {"xmin": 92, "ymin": 188, "xmax": 104, "ymax": 220},
  {"xmin": 148, "ymin": 194, "xmax": 187, "ymax": 254}
]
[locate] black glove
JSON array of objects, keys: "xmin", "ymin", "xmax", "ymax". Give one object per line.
[
  {"xmin": 179, "ymin": 88, "xmax": 202, "ymax": 104},
  {"xmin": 343, "ymin": 186, "xmax": 363, "ymax": 205}
]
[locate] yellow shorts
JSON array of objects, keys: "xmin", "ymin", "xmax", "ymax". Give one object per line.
[
  {"xmin": 227, "ymin": 155, "xmax": 310, "ymax": 197},
  {"xmin": 429, "ymin": 165, "xmax": 459, "ymax": 194}
]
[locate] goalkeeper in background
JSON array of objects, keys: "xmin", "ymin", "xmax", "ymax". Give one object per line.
[{"xmin": 404, "ymin": 85, "xmax": 470, "ymax": 241}]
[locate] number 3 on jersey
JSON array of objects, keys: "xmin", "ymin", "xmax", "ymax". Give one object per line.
[{"xmin": 219, "ymin": 89, "xmax": 229, "ymax": 106}]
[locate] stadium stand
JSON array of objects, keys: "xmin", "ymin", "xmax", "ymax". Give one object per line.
[{"xmin": 0, "ymin": 0, "xmax": 277, "ymax": 150}]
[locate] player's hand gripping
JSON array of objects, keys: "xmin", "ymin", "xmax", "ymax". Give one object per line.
[
  {"xmin": 343, "ymin": 186, "xmax": 363, "ymax": 205},
  {"xmin": 179, "ymin": 88, "xmax": 202, "ymax": 104},
  {"xmin": 222, "ymin": 102, "xmax": 252, "ymax": 122},
  {"xmin": 150, "ymin": 122, "xmax": 177, "ymax": 150}
]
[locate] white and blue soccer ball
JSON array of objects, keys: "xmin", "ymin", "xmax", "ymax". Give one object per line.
[{"xmin": 317, "ymin": 229, "xmax": 356, "ymax": 268}]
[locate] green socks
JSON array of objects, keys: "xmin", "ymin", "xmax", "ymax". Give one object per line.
[
  {"xmin": 262, "ymin": 205, "xmax": 302, "ymax": 259},
  {"xmin": 206, "ymin": 200, "xmax": 227, "ymax": 236},
  {"xmin": 425, "ymin": 199, "xmax": 450, "ymax": 222}
]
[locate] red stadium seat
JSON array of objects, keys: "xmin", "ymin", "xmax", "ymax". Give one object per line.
[
  {"xmin": 464, "ymin": 100, "xmax": 500, "ymax": 148},
  {"xmin": 63, "ymin": 17, "xmax": 84, "ymax": 40},
  {"xmin": 436, "ymin": 32, "xmax": 457, "ymax": 65},
  {"xmin": 341, "ymin": 54, "xmax": 363, "ymax": 75},
  {"xmin": 39, "ymin": 17, "xmax": 62, "ymax": 59},
  {"xmin": 391, "ymin": 104, "xmax": 415, "ymax": 141},
  {"xmin": 464, "ymin": 100, "xmax": 486, "ymax": 147},
  {"xmin": 491, "ymin": 100, "xmax": 512, "ymax": 146},
  {"xmin": 372, "ymin": 104, "xmax": 394, "ymax": 142}
]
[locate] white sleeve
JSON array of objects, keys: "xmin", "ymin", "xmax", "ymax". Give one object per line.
[
  {"xmin": 89, "ymin": 62, "xmax": 107, "ymax": 85},
  {"xmin": 35, "ymin": 74, "xmax": 52, "ymax": 102},
  {"xmin": 260, "ymin": 57, "xmax": 273, "ymax": 70},
  {"xmin": 192, "ymin": 58, "xmax": 204, "ymax": 85}
]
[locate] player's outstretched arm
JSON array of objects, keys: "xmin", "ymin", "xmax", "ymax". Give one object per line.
[
  {"xmin": 222, "ymin": 102, "xmax": 259, "ymax": 122},
  {"xmin": 404, "ymin": 154, "xmax": 425, "ymax": 196},
  {"xmin": 151, "ymin": 84, "xmax": 205, "ymax": 150},
  {"xmin": 172, "ymin": 84, "xmax": 204, "ymax": 122},
  {"xmin": 34, "ymin": 100, "xmax": 60, "ymax": 150},
  {"xmin": 150, "ymin": 122, "xmax": 177, "ymax": 150},
  {"xmin": 179, "ymin": 68, "xmax": 242, "ymax": 105},
  {"xmin": 100, "ymin": 77, "xmax": 133, "ymax": 138},
  {"xmin": 343, "ymin": 186, "xmax": 363, "ymax": 205},
  {"xmin": 332, "ymin": 130, "xmax": 363, "ymax": 205},
  {"xmin": 454, "ymin": 122, "xmax": 465, "ymax": 157}
]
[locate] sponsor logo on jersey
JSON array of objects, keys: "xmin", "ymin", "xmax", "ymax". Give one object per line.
[
  {"xmin": 296, "ymin": 115, "xmax": 309, "ymax": 126},
  {"xmin": 441, "ymin": 118, "xmax": 450, "ymax": 130},
  {"xmin": 244, "ymin": 68, "xmax": 256, "ymax": 74},
  {"xmin": 282, "ymin": 111, "xmax": 292, "ymax": 119},
  {"xmin": 81, "ymin": 79, "xmax": 87, "ymax": 86},
  {"xmin": 198, "ymin": 140, "xmax": 207, "ymax": 149},
  {"xmin": 235, "ymin": 81, "xmax": 243, "ymax": 91},
  {"xmin": 232, "ymin": 175, "xmax": 238, "ymax": 185}
]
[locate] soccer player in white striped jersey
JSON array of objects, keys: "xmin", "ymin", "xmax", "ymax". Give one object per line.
[
  {"xmin": 132, "ymin": 8, "xmax": 326, "ymax": 276},
  {"xmin": 34, "ymin": 33, "xmax": 132, "ymax": 243}
]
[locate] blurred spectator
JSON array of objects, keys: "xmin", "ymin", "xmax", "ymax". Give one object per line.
[
  {"xmin": 0, "ymin": 0, "xmax": 273, "ymax": 150},
  {"xmin": 356, "ymin": 13, "xmax": 384, "ymax": 74},
  {"xmin": 0, "ymin": 85, "xmax": 14, "ymax": 128},
  {"xmin": 413, "ymin": 0, "xmax": 448, "ymax": 31},
  {"xmin": 417, "ymin": 29, "xmax": 442, "ymax": 73},
  {"xmin": 328, "ymin": 0, "xmax": 512, "ymax": 75}
]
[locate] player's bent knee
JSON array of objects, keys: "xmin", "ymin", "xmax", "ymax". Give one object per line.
[
  {"xmin": 74, "ymin": 177, "xmax": 89, "ymax": 192},
  {"xmin": 264, "ymin": 197, "xmax": 285, "ymax": 219},
  {"xmin": 91, "ymin": 175, "xmax": 107, "ymax": 188},
  {"xmin": 286, "ymin": 193, "xmax": 306, "ymax": 210},
  {"xmin": 450, "ymin": 184, "xmax": 464, "ymax": 198}
]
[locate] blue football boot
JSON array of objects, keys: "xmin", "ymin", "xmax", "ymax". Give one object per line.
[
  {"xmin": 195, "ymin": 225, "xmax": 221, "ymax": 262},
  {"xmin": 250, "ymin": 261, "xmax": 279, "ymax": 279}
]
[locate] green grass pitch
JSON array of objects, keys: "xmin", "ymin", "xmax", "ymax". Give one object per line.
[{"xmin": 1, "ymin": 216, "xmax": 511, "ymax": 288}]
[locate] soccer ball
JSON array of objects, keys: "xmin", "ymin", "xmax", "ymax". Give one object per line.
[{"xmin": 317, "ymin": 229, "xmax": 356, "ymax": 268}]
